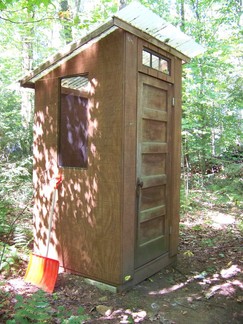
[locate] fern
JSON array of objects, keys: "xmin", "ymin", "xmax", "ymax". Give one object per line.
[
  {"xmin": 7, "ymin": 290, "xmax": 52, "ymax": 323},
  {"xmin": 13, "ymin": 225, "xmax": 32, "ymax": 248},
  {"xmin": 0, "ymin": 244, "xmax": 20, "ymax": 274},
  {"xmin": 6, "ymin": 290, "xmax": 90, "ymax": 323}
]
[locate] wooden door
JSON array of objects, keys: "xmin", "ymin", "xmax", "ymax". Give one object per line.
[{"xmin": 135, "ymin": 73, "xmax": 172, "ymax": 268}]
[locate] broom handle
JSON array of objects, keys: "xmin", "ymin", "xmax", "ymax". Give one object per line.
[{"xmin": 46, "ymin": 189, "xmax": 56, "ymax": 258}]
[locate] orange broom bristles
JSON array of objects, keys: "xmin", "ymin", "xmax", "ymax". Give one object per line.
[{"xmin": 24, "ymin": 253, "xmax": 59, "ymax": 293}]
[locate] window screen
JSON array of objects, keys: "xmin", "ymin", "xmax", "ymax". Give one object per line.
[{"xmin": 59, "ymin": 75, "xmax": 89, "ymax": 168}]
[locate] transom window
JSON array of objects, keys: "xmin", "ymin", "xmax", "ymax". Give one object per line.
[
  {"xmin": 142, "ymin": 49, "xmax": 170, "ymax": 75},
  {"xmin": 59, "ymin": 75, "xmax": 89, "ymax": 168}
]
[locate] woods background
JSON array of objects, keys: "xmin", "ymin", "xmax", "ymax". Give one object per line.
[{"xmin": 0, "ymin": 0, "xmax": 242, "ymax": 263}]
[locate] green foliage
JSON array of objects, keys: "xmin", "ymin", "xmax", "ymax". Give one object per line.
[
  {"xmin": 201, "ymin": 238, "xmax": 215, "ymax": 247},
  {"xmin": 0, "ymin": 1, "xmax": 242, "ymax": 322},
  {"xmin": 0, "ymin": 157, "xmax": 33, "ymax": 202},
  {"xmin": 7, "ymin": 290, "xmax": 53, "ymax": 323},
  {"xmin": 181, "ymin": 162, "xmax": 243, "ymax": 216},
  {"xmin": 0, "ymin": 201, "xmax": 11, "ymax": 236},
  {"xmin": 0, "ymin": 0, "xmax": 52, "ymax": 11},
  {"xmin": 180, "ymin": 181, "xmax": 207, "ymax": 214},
  {"xmin": 13, "ymin": 225, "xmax": 33, "ymax": 249},
  {"xmin": 181, "ymin": 0, "xmax": 243, "ymax": 174},
  {"xmin": 192, "ymin": 224, "xmax": 203, "ymax": 231},
  {"xmin": 206, "ymin": 163, "xmax": 243, "ymax": 208},
  {"xmin": 76, "ymin": 0, "xmax": 119, "ymax": 32},
  {"xmin": 236, "ymin": 218, "xmax": 243, "ymax": 233},
  {"xmin": 61, "ymin": 307, "xmax": 90, "ymax": 323},
  {"xmin": 0, "ymin": 244, "xmax": 20, "ymax": 275},
  {"xmin": 0, "ymin": 91, "xmax": 28, "ymax": 159},
  {"xmin": 4, "ymin": 290, "xmax": 90, "ymax": 323}
]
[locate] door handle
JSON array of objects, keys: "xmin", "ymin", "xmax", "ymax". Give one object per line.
[
  {"xmin": 136, "ymin": 178, "xmax": 144, "ymax": 197},
  {"xmin": 137, "ymin": 178, "xmax": 144, "ymax": 188}
]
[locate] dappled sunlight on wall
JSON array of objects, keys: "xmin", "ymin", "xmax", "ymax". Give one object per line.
[
  {"xmin": 56, "ymin": 72, "xmax": 122, "ymax": 280},
  {"xmin": 32, "ymin": 76, "xmax": 58, "ymax": 252},
  {"xmin": 32, "ymin": 30, "xmax": 124, "ymax": 285},
  {"xmin": 33, "ymin": 75, "xmax": 102, "ymax": 271}
]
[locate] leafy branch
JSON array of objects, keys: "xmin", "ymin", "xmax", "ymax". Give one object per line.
[{"xmin": 0, "ymin": 15, "xmax": 60, "ymax": 24}]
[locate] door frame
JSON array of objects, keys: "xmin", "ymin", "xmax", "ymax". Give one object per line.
[{"xmin": 135, "ymin": 72, "xmax": 173, "ymax": 269}]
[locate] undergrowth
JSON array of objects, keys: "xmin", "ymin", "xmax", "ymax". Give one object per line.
[
  {"xmin": 180, "ymin": 162, "xmax": 243, "ymax": 213},
  {"xmin": 0, "ymin": 150, "xmax": 242, "ymax": 322},
  {"xmin": 0, "ymin": 289, "xmax": 90, "ymax": 323}
]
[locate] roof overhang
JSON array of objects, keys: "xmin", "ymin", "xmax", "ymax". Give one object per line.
[{"xmin": 20, "ymin": 2, "xmax": 205, "ymax": 89}]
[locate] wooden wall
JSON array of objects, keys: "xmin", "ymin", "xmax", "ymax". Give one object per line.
[
  {"xmin": 32, "ymin": 27, "xmax": 182, "ymax": 288},
  {"xmin": 33, "ymin": 29, "xmax": 125, "ymax": 285},
  {"xmin": 121, "ymin": 32, "xmax": 138, "ymax": 283}
]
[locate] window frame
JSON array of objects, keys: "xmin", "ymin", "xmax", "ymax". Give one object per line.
[
  {"xmin": 58, "ymin": 74, "xmax": 89, "ymax": 169},
  {"xmin": 138, "ymin": 39, "xmax": 175, "ymax": 84},
  {"xmin": 142, "ymin": 49, "xmax": 171, "ymax": 76}
]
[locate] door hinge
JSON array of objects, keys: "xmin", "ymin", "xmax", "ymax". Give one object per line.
[{"xmin": 172, "ymin": 97, "xmax": 175, "ymax": 107}]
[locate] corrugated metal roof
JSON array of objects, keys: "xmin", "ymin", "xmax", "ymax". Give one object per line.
[
  {"xmin": 20, "ymin": 2, "xmax": 204, "ymax": 87},
  {"xmin": 61, "ymin": 75, "xmax": 89, "ymax": 91},
  {"xmin": 114, "ymin": 2, "xmax": 205, "ymax": 58}
]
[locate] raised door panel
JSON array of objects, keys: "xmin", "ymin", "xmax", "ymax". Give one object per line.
[{"xmin": 135, "ymin": 73, "xmax": 172, "ymax": 268}]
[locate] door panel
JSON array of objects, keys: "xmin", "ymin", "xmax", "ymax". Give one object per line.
[
  {"xmin": 135, "ymin": 73, "xmax": 172, "ymax": 268},
  {"xmin": 142, "ymin": 153, "xmax": 166, "ymax": 176}
]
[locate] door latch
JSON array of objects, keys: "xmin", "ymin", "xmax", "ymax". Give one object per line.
[{"xmin": 136, "ymin": 178, "xmax": 144, "ymax": 197}]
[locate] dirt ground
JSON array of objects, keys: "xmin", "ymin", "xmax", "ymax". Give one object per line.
[{"xmin": 1, "ymin": 207, "xmax": 243, "ymax": 323}]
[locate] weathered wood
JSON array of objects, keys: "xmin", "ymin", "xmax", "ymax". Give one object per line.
[
  {"xmin": 140, "ymin": 205, "xmax": 166, "ymax": 222},
  {"xmin": 142, "ymin": 175, "xmax": 167, "ymax": 187},
  {"xmin": 34, "ymin": 29, "xmax": 125, "ymax": 286},
  {"xmin": 141, "ymin": 186, "xmax": 165, "ymax": 210},
  {"xmin": 142, "ymin": 153, "xmax": 166, "ymax": 175},
  {"xmin": 142, "ymin": 142, "xmax": 168, "ymax": 154},
  {"xmin": 31, "ymin": 26, "xmax": 182, "ymax": 291},
  {"xmin": 137, "ymin": 39, "xmax": 175, "ymax": 84},
  {"xmin": 143, "ymin": 109, "xmax": 167, "ymax": 122},
  {"xmin": 121, "ymin": 32, "xmax": 138, "ymax": 283},
  {"xmin": 169, "ymin": 57, "xmax": 182, "ymax": 257},
  {"xmin": 136, "ymin": 73, "xmax": 172, "ymax": 268}
]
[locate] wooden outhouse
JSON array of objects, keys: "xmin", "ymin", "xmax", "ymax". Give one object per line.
[{"xmin": 20, "ymin": 2, "xmax": 203, "ymax": 291}]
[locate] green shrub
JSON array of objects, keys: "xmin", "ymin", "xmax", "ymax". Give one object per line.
[
  {"xmin": 207, "ymin": 163, "xmax": 243, "ymax": 207},
  {"xmin": 0, "ymin": 244, "xmax": 20, "ymax": 275},
  {"xmin": 6, "ymin": 290, "xmax": 52, "ymax": 323},
  {"xmin": 5, "ymin": 290, "xmax": 90, "ymax": 323}
]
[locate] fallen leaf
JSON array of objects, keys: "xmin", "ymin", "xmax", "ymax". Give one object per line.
[{"xmin": 183, "ymin": 250, "xmax": 194, "ymax": 257}]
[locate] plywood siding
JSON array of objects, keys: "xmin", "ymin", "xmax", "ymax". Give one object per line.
[
  {"xmin": 33, "ymin": 29, "xmax": 125, "ymax": 285},
  {"xmin": 33, "ymin": 77, "xmax": 60, "ymax": 261}
]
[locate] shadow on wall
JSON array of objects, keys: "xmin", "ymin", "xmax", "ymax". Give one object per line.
[
  {"xmin": 32, "ymin": 74, "xmax": 102, "ymax": 275},
  {"xmin": 31, "ymin": 32, "xmax": 124, "ymax": 284}
]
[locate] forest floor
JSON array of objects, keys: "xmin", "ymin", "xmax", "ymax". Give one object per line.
[{"xmin": 1, "ymin": 205, "xmax": 242, "ymax": 323}]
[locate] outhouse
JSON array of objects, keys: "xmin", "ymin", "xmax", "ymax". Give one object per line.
[{"xmin": 20, "ymin": 2, "xmax": 204, "ymax": 291}]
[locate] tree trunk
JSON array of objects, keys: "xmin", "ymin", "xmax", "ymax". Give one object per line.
[
  {"xmin": 21, "ymin": 13, "xmax": 34, "ymax": 127},
  {"xmin": 180, "ymin": 0, "xmax": 185, "ymax": 31},
  {"xmin": 60, "ymin": 0, "xmax": 73, "ymax": 44}
]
